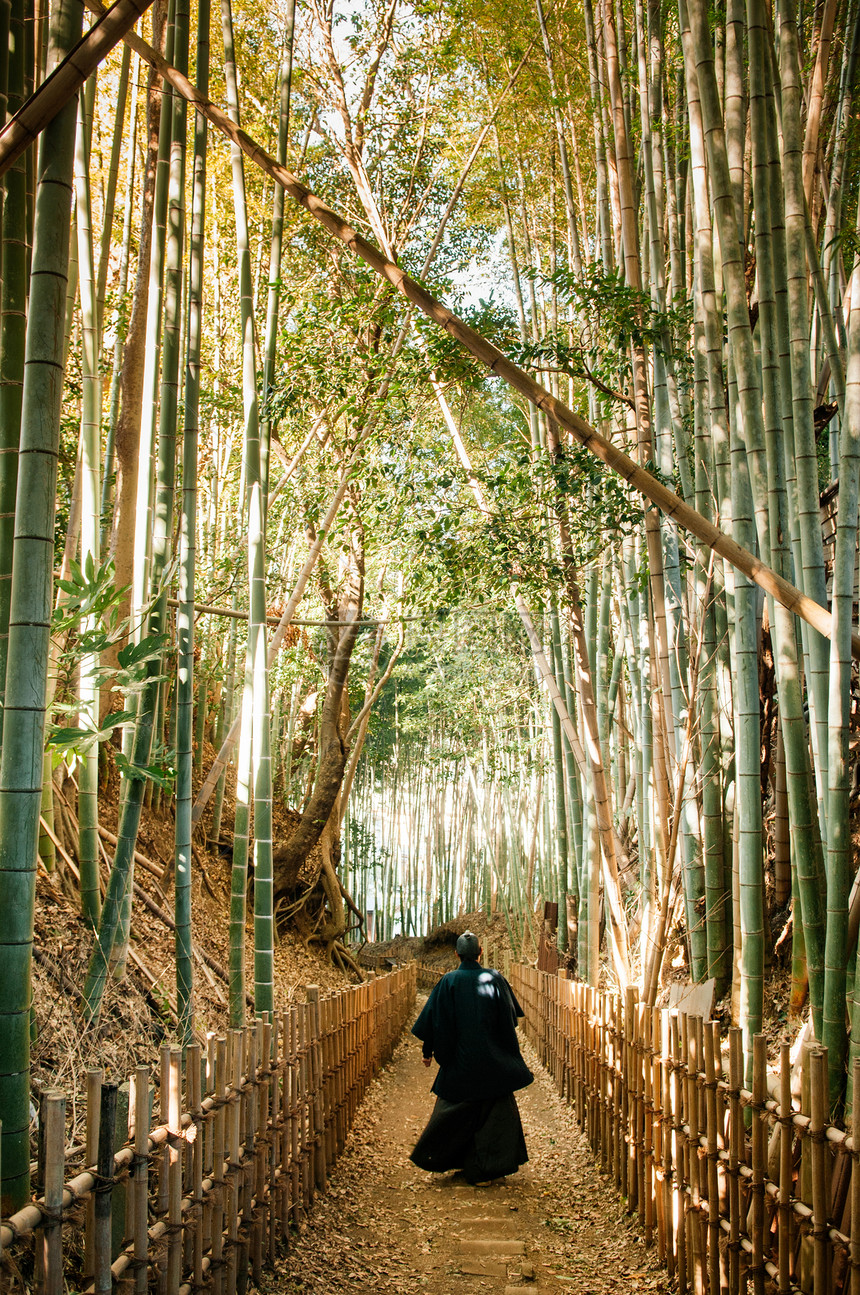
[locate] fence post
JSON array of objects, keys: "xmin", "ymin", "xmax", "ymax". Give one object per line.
[
  {"xmin": 166, "ymin": 1050, "xmax": 182, "ymax": 1294},
  {"xmin": 94, "ymin": 1081, "xmax": 118, "ymax": 1295},
  {"xmin": 778, "ymin": 1042, "xmax": 792, "ymax": 1295},
  {"xmin": 728, "ymin": 1027, "xmax": 743, "ymax": 1295},
  {"xmin": 132, "ymin": 1066, "xmax": 150, "ymax": 1295},
  {"xmin": 40, "ymin": 1091, "xmax": 65, "ymax": 1295},
  {"xmin": 703, "ymin": 1021, "xmax": 721, "ymax": 1295},
  {"xmin": 809, "ymin": 1046, "xmax": 830, "ymax": 1295},
  {"xmin": 84, "ymin": 1067, "xmax": 102, "ymax": 1280},
  {"xmin": 185, "ymin": 1042, "xmax": 204, "ymax": 1286}
]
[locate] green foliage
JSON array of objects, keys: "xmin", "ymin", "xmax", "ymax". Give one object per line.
[
  {"xmin": 114, "ymin": 746, "xmax": 177, "ymax": 791},
  {"xmin": 515, "ymin": 265, "xmax": 693, "ymax": 418},
  {"xmin": 47, "ymin": 556, "xmax": 169, "ymax": 767}
]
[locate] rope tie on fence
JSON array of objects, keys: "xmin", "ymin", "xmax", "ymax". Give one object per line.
[
  {"xmin": 35, "ymin": 1203, "xmax": 67, "ymax": 1226},
  {"xmin": 91, "ymin": 1170, "xmax": 120, "ymax": 1195}
]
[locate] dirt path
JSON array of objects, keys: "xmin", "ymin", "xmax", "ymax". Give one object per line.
[{"xmin": 273, "ymin": 1021, "xmax": 666, "ymax": 1295}]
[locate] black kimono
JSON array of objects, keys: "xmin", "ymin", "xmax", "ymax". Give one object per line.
[{"xmin": 410, "ymin": 959, "xmax": 533, "ymax": 1182}]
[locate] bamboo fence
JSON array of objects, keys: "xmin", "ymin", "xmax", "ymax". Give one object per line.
[
  {"xmin": 510, "ymin": 964, "xmax": 860, "ymax": 1295},
  {"xmin": 0, "ymin": 966, "xmax": 415, "ymax": 1293},
  {"xmin": 416, "ymin": 964, "xmax": 445, "ymax": 991}
]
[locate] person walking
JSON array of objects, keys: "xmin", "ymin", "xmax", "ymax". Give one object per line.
[{"xmin": 409, "ymin": 930, "xmax": 533, "ymax": 1184}]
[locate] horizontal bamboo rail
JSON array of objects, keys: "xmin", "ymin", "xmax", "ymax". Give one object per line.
[
  {"xmin": 510, "ymin": 964, "xmax": 860, "ymax": 1295},
  {"xmin": 0, "ymin": 966, "xmax": 415, "ymax": 1292}
]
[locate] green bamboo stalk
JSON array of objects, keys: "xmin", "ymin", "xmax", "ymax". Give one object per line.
[
  {"xmin": 826, "ymin": 206, "xmax": 860, "ymax": 1103},
  {"xmin": 130, "ymin": 0, "xmax": 175, "ymax": 649},
  {"xmin": 0, "ymin": 0, "xmax": 29, "ymax": 745},
  {"xmin": 175, "ymin": 0, "xmax": 206, "ymax": 1045},
  {"xmin": 94, "ymin": 42, "xmax": 131, "ymax": 334},
  {"xmin": 221, "ymin": 0, "xmax": 273, "ymax": 1017},
  {"xmin": 81, "ymin": 0, "xmax": 182, "ymax": 1021},
  {"xmin": 777, "ymin": 0, "xmax": 830, "ymax": 825},
  {"xmin": 100, "ymin": 49, "xmax": 139, "ymax": 528},
  {"xmin": 0, "ymin": 0, "xmax": 82, "ymax": 1212},
  {"xmin": 74, "ymin": 80, "xmax": 101, "ymax": 928},
  {"xmin": 259, "ymin": 0, "xmax": 295, "ymax": 504}
]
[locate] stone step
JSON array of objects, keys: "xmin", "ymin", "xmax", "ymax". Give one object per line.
[
  {"xmin": 458, "ymin": 1259, "xmax": 510, "ymax": 1277},
  {"xmin": 459, "ymin": 1238, "xmax": 525, "ymax": 1255}
]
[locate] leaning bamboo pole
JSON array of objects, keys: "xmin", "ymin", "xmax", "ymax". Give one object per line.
[
  {"xmin": 74, "ymin": 13, "xmax": 859, "ymax": 664},
  {"xmin": 0, "ymin": 0, "xmax": 153, "ymax": 181}
]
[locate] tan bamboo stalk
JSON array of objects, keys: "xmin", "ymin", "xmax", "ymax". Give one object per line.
[
  {"xmin": 74, "ymin": 10, "xmax": 860, "ymax": 662},
  {"xmin": 601, "ymin": 0, "xmax": 677, "ymax": 773},
  {"xmin": 802, "ymin": 0, "xmax": 838, "ymax": 217},
  {"xmin": 0, "ymin": 0, "xmax": 154, "ymax": 180},
  {"xmin": 643, "ymin": 558, "xmax": 714, "ymax": 1004}
]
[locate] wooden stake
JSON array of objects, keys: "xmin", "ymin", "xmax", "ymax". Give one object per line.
[
  {"xmin": 40, "ymin": 1091, "xmax": 65, "ymax": 1295},
  {"xmin": 94, "ymin": 1082, "xmax": 117, "ymax": 1295},
  {"xmin": 132, "ymin": 1065, "xmax": 150, "ymax": 1295}
]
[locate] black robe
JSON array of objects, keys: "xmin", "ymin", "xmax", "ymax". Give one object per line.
[{"xmin": 410, "ymin": 960, "xmax": 533, "ymax": 1180}]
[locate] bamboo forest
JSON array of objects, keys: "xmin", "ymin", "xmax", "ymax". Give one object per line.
[{"xmin": 1, "ymin": 0, "xmax": 860, "ymax": 1271}]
